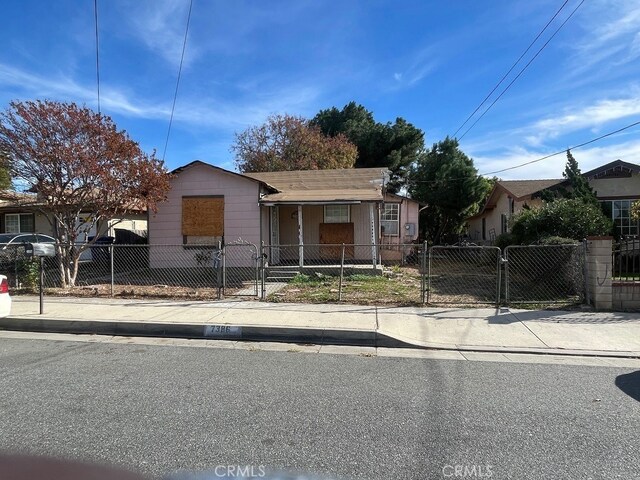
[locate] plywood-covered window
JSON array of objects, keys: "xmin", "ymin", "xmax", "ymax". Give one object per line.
[{"xmin": 182, "ymin": 196, "xmax": 224, "ymax": 244}]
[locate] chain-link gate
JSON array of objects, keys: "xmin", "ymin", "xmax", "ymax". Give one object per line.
[
  {"xmin": 428, "ymin": 246, "xmax": 501, "ymax": 306},
  {"xmin": 504, "ymin": 244, "xmax": 586, "ymax": 306},
  {"xmin": 222, "ymin": 240, "xmax": 260, "ymax": 297}
]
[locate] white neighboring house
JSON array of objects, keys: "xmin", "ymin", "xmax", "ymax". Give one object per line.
[{"xmin": 467, "ymin": 159, "xmax": 640, "ymax": 244}]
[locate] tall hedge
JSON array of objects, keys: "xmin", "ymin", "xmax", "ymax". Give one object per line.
[{"xmin": 510, "ymin": 199, "xmax": 612, "ymax": 244}]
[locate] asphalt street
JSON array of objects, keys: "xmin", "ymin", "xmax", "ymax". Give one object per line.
[{"xmin": 0, "ymin": 336, "xmax": 638, "ymax": 480}]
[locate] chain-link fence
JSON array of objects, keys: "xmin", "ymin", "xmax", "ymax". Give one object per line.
[
  {"xmin": 427, "ymin": 246, "xmax": 501, "ymax": 306},
  {"xmin": 3, "ymin": 240, "xmax": 589, "ymax": 307},
  {"xmin": 261, "ymin": 243, "xmax": 426, "ymax": 304},
  {"xmin": 504, "ymin": 244, "xmax": 586, "ymax": 305}
]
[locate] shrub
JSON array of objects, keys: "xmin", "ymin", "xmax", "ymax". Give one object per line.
[
  {"xmin": 536, "ymin": 236, "xmax": 579, "ymax": 246},
  {"xmin": 17, "ymin": 258, "xmax": 40, "ymax": 290},
  {"xmin": 494, "ymin": 232, "xmax": 517, "ymax": 250},
  {"xmin": 510, "ymin": 199, "xmax": 612, "ymax": 244}
]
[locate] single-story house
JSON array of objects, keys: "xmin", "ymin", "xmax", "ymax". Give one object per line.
[
  {"xmin": 0, "ymin": 190, "xmax": 148, "ymax": 241},
  {"xmin": 467, "ymin": 179, "xmax": 563, "ymax": 243},
  {"xmin": 148, "ymin": 160, "xmax": 421, "ymax": 268},
  {"xmin": 467, "ymin": 159, "xmax": 640, "ymax": 243}
]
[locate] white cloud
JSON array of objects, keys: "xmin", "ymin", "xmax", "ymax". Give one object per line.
[
  {"xmin": 525, "ymin": 94, "xmax": 640, "ymax": 144},
  {"xmin": 568, "ymin": 2, "xmax": 640, "ymax": 72},
  {"xmin": 472, "ymin": 138, "xmax": 640, "ymax": 180},
  {"xmin": 0, "ymin": 62, "xmax": 322, "ymax": 131},
  {"xmin": 119, "ymin": 0, "xmax": 197, "ymax": 68}
]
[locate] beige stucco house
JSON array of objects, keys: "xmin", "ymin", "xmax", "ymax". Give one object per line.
[
  {"xmin": 467, "ymin": 159, "xmax": 640, "ymax": 244},
  {"xmin": 148, "ymin": 161, "xmax": 421, "ymax": 267},
  {"xmin": 0, "ymin": 191, "xmax": 147, "ymax": 241}
]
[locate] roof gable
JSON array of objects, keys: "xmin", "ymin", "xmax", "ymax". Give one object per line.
[
  {"xmin": 582, "ymin": 159, "xmax": 640, "ymax": 179},
  {"xmin": 171, "ymin": 160, "xmax": 277, "ymax": 191},
  {"xmin": 497, "ymin": 179, "xmax": 563, "ymax": 199}
]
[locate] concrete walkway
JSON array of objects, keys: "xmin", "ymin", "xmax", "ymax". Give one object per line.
[{"xmin": 3, "ymin": 296, "xmax": 640, "ymax": 357}]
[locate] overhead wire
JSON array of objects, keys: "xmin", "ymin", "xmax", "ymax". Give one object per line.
[
  {"xmin": 453, "ymin": 0, "xmax": 570, "ymax": 138},
  {"xmin": 162, "ymin": 0, "xmax": 194, "ymax": 162},
  {"xmin": 458, "ymin": 0, "xmax": 585, "ymax": 141},
  {"xmin": 406, "ymin": 119, "xmax": 640, "ymax": 185}
]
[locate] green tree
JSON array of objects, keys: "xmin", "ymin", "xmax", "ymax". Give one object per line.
[
  {"xmin": 310, "ymin": 102, "xmax": 424, "ymax": 191},
  {"xmin": 232, "ymin": 113, "xmax": 357, "ymax": 173},
  {"xmin": 408, "ymin": 137, "xmax": 489, "ymax": 244},
  {"xmin": 510, "ymin": 198, "xmax": 612, "ymax": 244},
  {"xmin": 563, "ymin": 149, "xmax": 598, "ymax": 204},
  {"xmin": 540, "ymin": 150, "xmax": 598, "ymax": 204}
]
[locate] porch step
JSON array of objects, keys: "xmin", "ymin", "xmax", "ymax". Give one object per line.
[{"xmin": 265, "ymin": 268, "xmax": 299, "ymax": 283}]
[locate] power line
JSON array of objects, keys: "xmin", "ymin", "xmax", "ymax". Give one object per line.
[
  {"xmin": 162, "ymin": 0, "xmax": 193, "ymax": 162},
  {"xmin": 406, "ymin": 118, "xmax": 640, "ymax": 184},
  {"xmin": 481, "ymin": 119, "xmax": 640, "ymax": 176},
  {"xmin": 94, "ymin": 0, "xmax": 101, "ymax": 115},
  {"xmin": 458, "ymin": 0, "xmax": 585, "ymax": 141},
  {"xmin": 453, "ymin": 0, "xmax": 570, "ymax": 138}
]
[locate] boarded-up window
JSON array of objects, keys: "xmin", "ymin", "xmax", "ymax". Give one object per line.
[{"xmin": 182, "ymin": 196, "xmax": 224, "ymax": 237}]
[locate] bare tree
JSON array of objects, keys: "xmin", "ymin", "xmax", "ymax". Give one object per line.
[
  {"xmin": 232, "ymin": 113, "xmax": 358, "ymax": 172},
  {"xmin": 0, "ymin": 100, "xmax": 171, "ymax": 287}
]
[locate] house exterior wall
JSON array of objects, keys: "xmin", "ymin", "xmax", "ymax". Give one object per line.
[
  {"xmin": 468, "ymin": 194, "xmax": 542, "ymax": 244},
  {"xmin": 106, "ymin": 213, "xmax": 148, "ymax": 236},
  {"xmin": 275, "ymin": 204, "xmax": 377, "ymax": 246},
  {"xmin": 380, "ymin": 195, "xmax": 420, "ymax": 261},
  {"xmin": 148, "ymin": 163, "xmax": 261, "ymax": 268},
  {"xmin": 590, "ymin": 175, "xmax": 640, "ymax": 198}
]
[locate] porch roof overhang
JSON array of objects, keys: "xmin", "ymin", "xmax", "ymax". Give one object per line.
[{"xmin": 259, "ymin": 190, "xmax": 383, "ymax": 205}]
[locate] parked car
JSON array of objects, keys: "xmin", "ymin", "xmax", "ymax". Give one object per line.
[
  {"xmin": 0, "ymin": 233, "xmax": 56, "ymax": 262},
  {"xmin": 0, "ymin": 274, "xmax": 11, "ymax": 317}
]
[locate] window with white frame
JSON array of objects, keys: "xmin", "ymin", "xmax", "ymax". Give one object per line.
[
  {"xmin": 324, "ymin": 205, "xmax": 350, "ymax": 223},
  {"xmin": 4, "ymin": 213, "xmax": 35, "ymax": 234},
  {"xmin": 381, "ymin": 203, "xmax": 399, "ymax": 235},
  {"xmin": 600, "ymin": 199, "xmax": 639, "ymax": 237}
]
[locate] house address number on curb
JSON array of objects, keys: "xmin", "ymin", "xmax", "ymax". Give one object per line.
[{"xmin": 203, "ymin": 325, "xmax": 242, "ymax": 337}]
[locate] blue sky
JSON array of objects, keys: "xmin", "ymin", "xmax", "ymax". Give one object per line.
[{"xmin": 1, "ymin": 0, "xmax": 639, "ymax": 179}]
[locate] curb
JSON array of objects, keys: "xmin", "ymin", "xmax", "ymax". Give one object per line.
[
  {"xmin": 1, "ymin": 316, "xmax": 639, "ymax": 359},
  {"xmin": 0, "ymin": 316, "xmax": 408, "ymax": 348}
]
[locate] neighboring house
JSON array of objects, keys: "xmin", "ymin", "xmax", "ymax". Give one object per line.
[
  {"xmin": 148, "ymin": 160, "xmax": 421, "ymax": 267},
  {"xmin": 582, "ymin": 160, "xmax": 640, "ymax": 238},
  {"xmin": 0, "ymin": 190, "xmax": 148, "ymax": 241},
  {"xmin": 467, "ymin": 179, "xmax": 563, "ymax": 243},
  {"xmin": 467, "ymin": 159, "xmax": 640, "ymax": 243}
]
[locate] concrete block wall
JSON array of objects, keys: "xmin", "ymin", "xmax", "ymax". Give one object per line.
[
  {"xmin": 585, "ymin": 237, "xmax": 613, "ymax": 310},
  {"xmin": 613, "ymin": 283, "xmax": 640, "ymax": 311}
]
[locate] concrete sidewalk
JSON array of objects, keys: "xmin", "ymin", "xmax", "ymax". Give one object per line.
[{"xmin": 3, "ymin": 296, "xmax": 640, "ymax": 357}]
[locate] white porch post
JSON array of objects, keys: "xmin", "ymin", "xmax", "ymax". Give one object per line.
[
  {"xmin": 298, "ymin": 204, "xmax": 304, "ymax": 268},
  {"xmin": 270, "ymin": 206, "xmax": 280, "ymax": 264},
  {"xmin": 369, "ymin": 203, "xmax": 377, "ymax": 268}
]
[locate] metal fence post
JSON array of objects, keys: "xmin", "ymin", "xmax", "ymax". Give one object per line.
[
  {"xmin": 216, "ymin": 240, "xmax": 222, "ymax": 300},
  {"xmin": 110, "ymin": 244, "xmax": 115, "ymax": 297},
  {"xmin": 339, "ymin": 243, "xmax": 345, "ymax": 301},
  {"xmin": 260, "ymin": 241, "xmax": 266, "ymax": 301},
  {"xmin": 503, "ymin": 247, "xmax": 509, "ymax": 306},
  {"xmin": 582, "ymin": 239, "xmax": 590, "ymax": 305},
  {"xmin": 422, "ymin": 240, "xmax": 428, "ymax": 304},
  {"xmin": 497, "ymin": 247, "xmax": 503, "ymax": 309}
]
